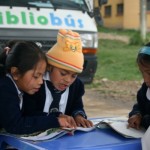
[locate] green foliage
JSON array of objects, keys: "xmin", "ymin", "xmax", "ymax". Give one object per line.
[
  {"xmin": 94, "ymin": 39, "xmax": 142, "ymax": 81},
  {"xmin": 93, "ymin": 27, "xmax": 150, "ymax": 82},
  {"xmin": 129, "ymin": 31, "xmax": 150, "ymax": 46},
  {"xmin": 90, "ymin": 27, "xmax": 150, "ymax": 83}
]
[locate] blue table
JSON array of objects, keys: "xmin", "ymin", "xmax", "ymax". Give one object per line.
[
  {"xmin": 0, "ymin": 134, "xmax": 44, "ymax": 150},
  {"xmin": 0, "ymin": 128, "xmax": 142, "ymax": 150}
]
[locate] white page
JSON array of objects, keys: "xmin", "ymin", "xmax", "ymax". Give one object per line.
[
  {"xmin": 142, "ymin": 126, "xmax": 150, "ymax": 150},
  {"xmin": 63, "ymin": 126, "xmax": 96, "ymax": 132},
  {"xmin": 91, "ymin": 116, "xmax": 145, "ymax": 138},
  {"xmin": 21, "ymin": 128, "xmax": 66, "ymax": 141}
]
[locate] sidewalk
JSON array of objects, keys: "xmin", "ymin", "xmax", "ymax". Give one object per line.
[{"xmin": 98, "ymin": 32, "xmax": 129, "ymax": 44}]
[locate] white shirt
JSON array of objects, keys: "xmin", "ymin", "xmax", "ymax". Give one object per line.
[
  {"xmin": 43, "ymin": 72, "xmax": 69, "ymax": 113},
  {"xmin": 6, "ymin": 74, "xmax": 23, "ymax": 109},
  {"xmin": 146, "ymin": 88, "xmax": 150, "ymax": 101}
]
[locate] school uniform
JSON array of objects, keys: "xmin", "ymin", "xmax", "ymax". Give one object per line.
[
  {"xmin": 0, "ymin": 75, "xmax": 60, "ymax": 135},
  {"xmin": 30, "ymin": 29, "xmax": 87, "ymax": 119},
  {"xmin": 129, "ymin": 82, "xmax": 150, "ymax": 129},
  {"xmin": 23, "ymin": 73, "xmax": 87, "ymax": 119}
]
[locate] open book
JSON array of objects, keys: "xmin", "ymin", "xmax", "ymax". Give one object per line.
[
  {"xmin": 91, "ymin": 116, "xmax": 146, "ymax": 138},
  {"xmin": 0, "ymin": 124, "xmax": 96, "ymax": 142},
  {"xmin": 20, "ymin": 116, "xmax": 146, "ymax": 141},
  {"xmin": 0, "ymin": 116, "xmax": 146, "ymax": 141},
  {"xmin": 20, "ymin": 126, "xmax": 96, "ymax": 141}
]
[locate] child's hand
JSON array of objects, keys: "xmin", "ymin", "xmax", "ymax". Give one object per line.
[
  {"xmin": 58, "ymin": 114, "xmax": 77, "ymax": 128},
  {"xmin": 74, "ymin": 115, "xmax": 93, "ymax": 128},
  {"xmin": 127, "ymin": 114, "xmax": 142, "ymax": 130}
]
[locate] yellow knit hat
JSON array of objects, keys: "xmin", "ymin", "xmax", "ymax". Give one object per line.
[{"xmin": 46, "ymin": 29, "xmax": 84, "ymax": 73}]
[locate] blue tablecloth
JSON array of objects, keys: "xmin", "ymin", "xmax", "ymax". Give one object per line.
[{"xmin": 0, "ymin": 127, "xmax": 142, "ymax": 150}]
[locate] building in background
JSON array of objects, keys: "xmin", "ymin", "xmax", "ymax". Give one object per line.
[{"xmin": 97, "ymin": 0, "xmax": 150, "ymax": 30}]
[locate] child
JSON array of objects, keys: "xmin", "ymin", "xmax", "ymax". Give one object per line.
[
  {"xmin": 25, "ymin": 29, "xmax": 93, "ymax": 128},
  {"xmin": 0, "ymin": 41, "xmax": 76, "ymax": 134},
  {"xmin": 128, "ymin": 42, "xmax": 150, "ymax": 130}
]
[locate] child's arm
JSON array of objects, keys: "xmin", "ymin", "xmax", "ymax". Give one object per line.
[
  {"xmin": 129, "ymin": 103, "xmax": 141, "ymax": 117},
  {"xmin": 0, "ymin": 81, "xmax": 71, "ymax": 134},
  {"xmin": 68, "ymin": 78, "xmax": 93, "ymax": 127},
  {"xmin": 74, "ymin": 114, "xmax": 93, "ymax": 128},
  {"xmin": 128, "ymin": 113, "xmax": 142, "ymax": 129},
  {"xmin": 128, "ymin": 83, "xmax": 150, "ymax": 129},
  {"xmin": 58, "ymin": 114, "xmax": 77, "ymax": 128}
]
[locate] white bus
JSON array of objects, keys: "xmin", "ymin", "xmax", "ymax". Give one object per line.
[{"xmin": 0, "ymin": 0, "xmax": 105, "ymax": 83}]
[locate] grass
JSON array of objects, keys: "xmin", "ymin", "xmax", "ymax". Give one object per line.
[
  {"xmin": 93, "ymin": 39, "xmax": 142, "ymax": 82},
  {"xmin": 97, "ymin": 26, "xmax": 137, "ymax": 37},
  {"xmin": 98, "ymin": 26, "xmax": 150, "ymax": 40},
  {"xmin": 85, "ymin": 27, "xmax": 150, "ymax": 87}
]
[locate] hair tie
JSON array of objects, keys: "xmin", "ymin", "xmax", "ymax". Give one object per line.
[
  {"xmin": 4, "ymin": 47, "xmax": 10, "ymax": 55},
  {"xmin": 139, "ymin": 46, "xmax": 150, "ymax": 55},
  {"xmin": 35, "ymin": 42, "xmax": 42, "ymax": 48}
]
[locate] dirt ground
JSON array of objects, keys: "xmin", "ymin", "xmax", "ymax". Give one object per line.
[
  {"xmin": 83, "ymin": 80, "xmax": 142, "ymax": 118},
  {"xmin": 83, "ymin": 33, "xmax": 142, "ymax": 118}
]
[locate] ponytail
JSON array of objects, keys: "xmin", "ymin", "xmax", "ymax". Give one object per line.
[{"xmin": 0, "ymin": 40, "xmax": 19, "ymax": 76}]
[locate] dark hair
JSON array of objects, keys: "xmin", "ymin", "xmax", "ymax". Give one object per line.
[
  {"xmin": 0, "ymin": 41, "xmax": 47, "ymax": 76},
  {"xmin": 0, "ymin": 40, "xmax": 19, "ymax": 66},
  {"xmin": 137, "ymin": 42, "xmax": 150, "ymax": 67}
]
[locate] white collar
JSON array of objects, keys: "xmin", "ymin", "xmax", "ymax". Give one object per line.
[
  {"xmin": 6, "ymin": 73, "xmax": 24, "ymax": 109},
  {"xmin": 43, "ymin": 72, "xmax": 50, "ymax": 81},
  {"xmin": 146, "ymin": 88, "xmax": 150, "ymax": 101}
]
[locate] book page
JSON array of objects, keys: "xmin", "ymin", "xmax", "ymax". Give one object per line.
[
  {"xmin": 21, "ymin": 128, "xmax": 67, "ymax": 141},
  {"xmin": 91, "ymin": 116, "xmax": 146, "ymax": 138},
  {"xmin": 106, "ymin": 121, "xmax": 145, "ymax": 138},
  {"xmin": 63, "ymin": 126, "xmax": 96, "ymax": 132},
  {"xmin": 0, "ymin": 125, "xmax": 96, "ymax": 142},
  {"xmin": 142, "ymin": 126, "xmax": 150, "ymax": 150}
]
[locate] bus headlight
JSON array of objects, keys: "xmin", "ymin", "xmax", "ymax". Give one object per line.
[{"xmin": 80, "ymin": 33, "xmax": 98, "ymax": 48}]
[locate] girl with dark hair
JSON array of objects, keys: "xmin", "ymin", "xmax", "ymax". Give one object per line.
[
  {"xmin": 0, "ymin": 41, "xmax": 76, "ymax": 134},
  {"xmin": 128, "ymin": 42, "xmax": 150, "ymax": 130}
]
